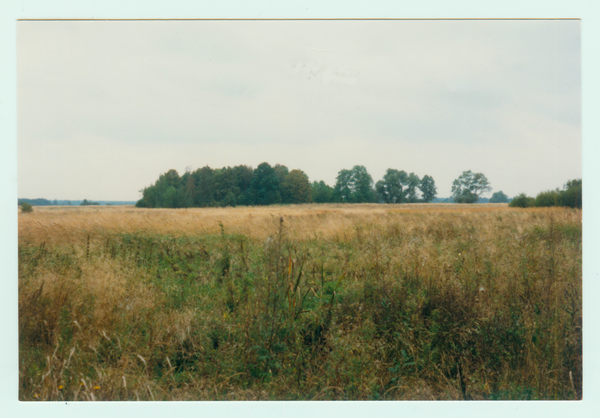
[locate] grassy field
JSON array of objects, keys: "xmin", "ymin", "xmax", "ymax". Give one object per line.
[{"xmin": 18, "ymin": 204, "xmax": 582, "ymax": 400}]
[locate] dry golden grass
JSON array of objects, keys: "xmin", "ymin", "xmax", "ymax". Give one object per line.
[
  {"xmin": 18, "ymin": 203, "xmax": 576, "ymax": 244},
  {"xmin": 18, "ymin": 203, "xmax": 582, "ymax": 401}
]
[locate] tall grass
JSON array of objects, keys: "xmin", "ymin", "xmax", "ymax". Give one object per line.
[{"xmin": 18, "ymin": 204, "xmax": 582, "ymax": 400}]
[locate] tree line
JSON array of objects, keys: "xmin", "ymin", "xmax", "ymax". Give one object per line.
[
  {"xmin": 135, "ymin": 163, "xmax": 439, "ymax": 208},
  {"xmin": 509, "ymin": 179, "xmax": 582, "ymax": 209}
]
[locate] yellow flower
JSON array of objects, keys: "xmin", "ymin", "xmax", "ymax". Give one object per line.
[
  {"xmin": 58, "ymin": 385, "xmax": 63, "ymax": 390},
  {"xmin": 94, "ymin": 386, "xmax": 100, "ymax": 390}
]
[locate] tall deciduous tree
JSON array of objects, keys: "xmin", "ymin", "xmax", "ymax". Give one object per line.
[
  {"xmin": 233, "ymin": 165, "xmax": 254, "ymax": 205},
  {"xmin": 405, "ymin": 172, "xmax": 421, "ymax": 203},
  {"xmin": 419, "ymin": 175, "xmax": 437, "ymax": 203},
  {"xmin": 281, "ymin": 169, "xmax": 312, "ymax": 204},
  {"xmin": 334, "ymin": 165, "xmax": 376, "ymax": 203},
  {"xmin": 312, "ymin": 181, "xmax": 335, "ymax": 203},
  {"xmin": 214, "ymin": 167, "xmax": 238, "ymax": 207},
  {"xmin": 489, "ymin": 191, "xmax": 509, "ymax": 203},
  {"xmin": 273, "ymin": 164, "xmax": 289, "ymax": 186},
  {"xmin": 376, "ymin": 169, "xmax": 407, "ymax": 203},
  {"xmin": 193, "ymin": 166, "xmax": 216, "ymax": 207},
  {"xmin": 451, "ymin": 170, "xmax": 492, "ymax": 203},
  {"xmin": 251, "ymin": 162, "xmax": 282, "ymax": 205}
]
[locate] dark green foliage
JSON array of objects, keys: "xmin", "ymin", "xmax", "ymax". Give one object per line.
[
  {"xmin": 20, "ymin": 202, "xmax": 34, "ymax": 213},
  {"xmin": 419, "ymin": 175, "xmax": 437, "ymax": 203},
  {"xmin": 214, "ymin": 167, "xmax": 238, "ymax": 207},
  {"xmin": 531, "ymin": 179, "xmax": 582, "ymax": 209},
  {"xmin": 535, "ymin": 190, "xmax": 560, "ymax": 207},
  {"xmin": 489, "ymin": 191, "xmax": 509, "ymax": 203},
  {"xmin": 251, "ymin": 162, "xmax": 282, "ymax": 205},
  {"xmin": 281, "ymin": 169, "xmax": 312, "ymax": 204},
  {"xmin": 451, "ymin": 170, "xmax": 492, "ymax": 204},
  {"xmin": 192, "ymin": 166, "xmax": 215, "ymax": 207},
  {"xmin": 334, "ymin": 165, "xmax": 376, "ymax": 203},
  {"xmin": 376, "ymin": 169, "xmax": 407, "ymax": 203},
  {"xmin": 273, "ymin": 164, "xmax": 289, "ymax": 187},
  {"xmin": 509, "ymin": 193, "xmax": 535, "ymax": 208},
  {"xmin": 558, "ymin": 179, "xmax": 582, "ymax": 209},
  {"xmin": 136, "ymin": 165, "xmax": 439, "ymax": 208},
  {"xmin": 453, "ymin": 190, "xmax": 478, "ymax": 204},
  {"xmin": 312, "ymin": 181, "xmax": 335, "ymax": 203}
]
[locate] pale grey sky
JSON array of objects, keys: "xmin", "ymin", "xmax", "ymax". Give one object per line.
[{"xmin": 17, "ymin": 19, "xmax": 581, "ymax": 201}]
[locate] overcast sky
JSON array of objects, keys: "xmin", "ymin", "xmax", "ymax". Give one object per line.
[{"xmin": 17, "ymin": 19, "xmax": 581, "ymax": 201}]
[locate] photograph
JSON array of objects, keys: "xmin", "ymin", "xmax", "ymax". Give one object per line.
[{"xmin": 16, "ymin": 18, "xmax": 582, "ymax": 402}]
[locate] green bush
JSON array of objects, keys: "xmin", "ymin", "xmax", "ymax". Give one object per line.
[
  {"xmin": 20, "ymin": 202, "xmax": 33, "ymax": 213},
  {"xmin": 509, "ymin": 193, "xmax": 535, "ymax": 208}
]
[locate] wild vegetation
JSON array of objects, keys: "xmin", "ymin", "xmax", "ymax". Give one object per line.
[{"xmin": 18, "ymin": 204, "xmax": 581, "ymax": 400}]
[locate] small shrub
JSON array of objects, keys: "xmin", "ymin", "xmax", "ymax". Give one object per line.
[{"xmin": 20, "ymin": 202, "xmax": 33, "ymax": 213}]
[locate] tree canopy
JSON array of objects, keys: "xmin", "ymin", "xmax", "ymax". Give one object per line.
[
  {"xmin": 489, "ymin": 191, "xmax": 509, "ymax": 203},
  {"xmin": 333, "ymin": 165, "xmax": 376, "ymax": 203},
  {"xmin": 419, "ymin": 175, "xmax": 437, "ymax": 203},
  {"xmin": 451, "ymin": 170, "xmax": 492, "ymax": 203}
]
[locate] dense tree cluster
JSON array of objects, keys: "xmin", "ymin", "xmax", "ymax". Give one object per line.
[
  {"xmin": 136, "ymin": 163, "xmax": 438, "ymax": 208},
  {"xmin": 509, "ymin": 179, "xmax": 582, "ymax": 209},
  {"xmin": 451, "ymin": 170, "xmax": 492, "ymax": 203},
  {"xmin": 136, "ymin": 163, "xmax": 312, "ymax": 208}
]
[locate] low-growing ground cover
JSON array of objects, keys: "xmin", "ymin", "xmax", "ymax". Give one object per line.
[{"xmin": 18, "ymin": 204, "xmax": 582, "ymax": 400}]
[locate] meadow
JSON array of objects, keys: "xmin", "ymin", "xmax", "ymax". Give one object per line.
[{"xmin": 18, "ymin": 203, "xmax": 582, "ymax": 400}]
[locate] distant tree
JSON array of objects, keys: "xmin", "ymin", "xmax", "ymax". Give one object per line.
[
  {"xmin": 233, "ymin": 165, "xmax": 255, "ymax": 206},
  {"xmin": 509, "ymin": 193, "xmax": 535, "ymax": 208},
  {"xmin": 559, "ymin": 179, "xmax": 582, "ymax": 209},
  {"xmin": 451, "ymin": 170, "xmax": 492, "ymax": 203},
  {"xmin": 489, "ymin": 191, "xmax": 509, "ymax": 203},
  {"xmin": 352, "ymin": 166, "xmax": 377, "ymax": 203},
  {"xmin": 333, "ymin": 169, "xmax": 353, "ymax": 203},
  {"xmin": 214, "ymin": 167, "xmax": 239, "ymax": 207},
  {"xmin": 376, "ymin": 169, "xmax": 407, "ymax": 203},
  {"xmin": 419, "ymin": 175, "xmax": 437, "ymax": 203},
  {"xmin": 193, "ymin": 166, "xmax": 216, "ymax": 207},
  {"xmin": 273, "ymin": 164, "xmax": 289, "ymax": 186},
  {"xmin": 251, "ymin": 162, "xmax": 281, "ymax": 205},
  {"xmin": 181, "ymin": 171, "xmax": 196, "ymax": 208},
  {"xmin": 405, "ymin": 173, "xmax": 421, "ymax": 203},
  {"xmin": 81, "ymin": 199, "xmax": 100, "ymax": 206},
  {"xmin": 334, "ymin": 165, "xmax": 376, "ymax": 203},
  {"xmin": 312, "ymin": 181, "xmax": 335, "ymax": 203},
  {"xmin": 281, "ymin": 169, "xmax": 312, "ymax": 204},
  {"xmin": 137, "ymin": 184, "xmax": 160, "ymax": 208},
  {"xmin": 20, "ymin": 202, "xmax": 33, "ymax": 213}
]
